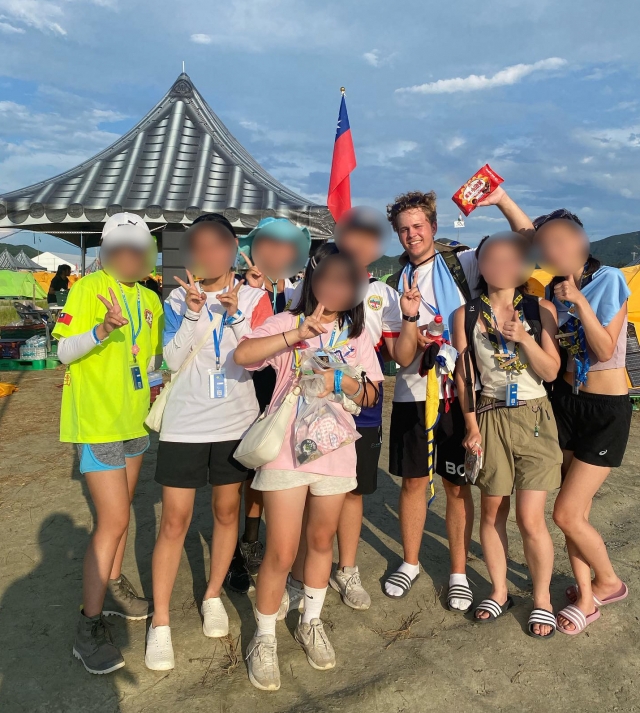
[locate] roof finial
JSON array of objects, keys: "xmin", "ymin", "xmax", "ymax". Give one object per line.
[
  {"xmin": 182, "ymin": 60, "xmax": 185, "ymax": 74},
  {"xmin": 340, "ymin": 86, "xmax": 346, "ymax": 95}
]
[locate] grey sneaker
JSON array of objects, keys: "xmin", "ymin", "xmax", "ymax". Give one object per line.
[
  {"xmin": 330, "ymin": 565, "xmax": 371, "ymax": 610},
  {"xmin": 245, "ymin": 634, "xmax": 280, "ymax": 691},
  {"xmin": 294, "ymin": 618, "xmax": 336, "ymax": 671},
  {"xmin": 240, "ymin": 539, "xmax": 264, "ymax": 576},
  {"xmin": 276, "ymin": 575, "xmax": 304, "ymax": 621},
  {"xmin": 103, "ymin": 574, "xmax": 152, "ymax": 620},
  {"xmin": 73, "ymin": 612, "xmax": 125, "ymax": 675}
]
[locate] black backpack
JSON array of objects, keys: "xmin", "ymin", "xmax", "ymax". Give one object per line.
[
  {"xmin": 461, "ymin": 292, "xmax": 543, "ymax": 413},
  {"xmin": 386, "ymin": 248, "xmax": 472, "ymax": 302}
]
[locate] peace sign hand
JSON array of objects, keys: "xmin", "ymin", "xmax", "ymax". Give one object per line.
[
  {"xmin": 175, "ymin": 270, "xmax": 207, "ymax": 313},
  {"xmin": 400, "ymin": 272, "xmax": 421, "ymax": 318},
  {"xmin": 217, "ymin": 274, "xmax": 244, "ymax": 316},
  {"xmin": 239, "ymin": 251, "xmax": 264, "ymax": 288},
  {"xmin": 97, "ymin": 287, "xmax": 129, "ymax": 335},
  {"xmin": 295, "ymin": 303, "xmax": 328, "ymax": 342}
]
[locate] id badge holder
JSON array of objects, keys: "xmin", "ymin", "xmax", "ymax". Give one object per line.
[
  {"xmin": 209, "ymin": 368, "xmax": 227, "ymax": 399},
  {"xmin": 505, "ymin": 372, "xmax": 518, "ymax": 407},
  {"xmin": 130, "ymin": 364, "xmax": 144, "ymax": 391}
]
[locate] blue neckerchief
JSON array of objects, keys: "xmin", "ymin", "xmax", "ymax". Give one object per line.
[
  {"xmin": 549, "ymin": 266, "xmax": 630, "ymax": 387},
  {"xmin": 398, "ymin": 253, "xmax": 465, "ymax": 338}
]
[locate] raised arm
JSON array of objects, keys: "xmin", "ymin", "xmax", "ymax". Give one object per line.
[{"xmin": 477, "ymin": 186, "xmax": 534, "ymax": 235}]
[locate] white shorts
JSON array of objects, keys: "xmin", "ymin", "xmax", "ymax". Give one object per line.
[{"xmin": 251, "ymin": 469, "xmax": 356, "ymax": 496}]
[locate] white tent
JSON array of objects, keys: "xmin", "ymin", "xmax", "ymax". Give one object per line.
[{"xmin": 31, "ymin": 251, "xmax": 79, "ymax": 272}]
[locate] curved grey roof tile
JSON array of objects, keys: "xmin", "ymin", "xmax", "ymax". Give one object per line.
[{"xmin": 0, "ymin": 73, "xmax": 334, "ymax": 238}]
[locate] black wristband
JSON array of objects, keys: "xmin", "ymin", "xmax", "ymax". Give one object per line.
[{"xmin": 402, "ymin": 313, "xmax": 420, "ymax": 322}]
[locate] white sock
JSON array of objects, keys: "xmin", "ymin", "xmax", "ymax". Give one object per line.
[
  {"xmin": 255, "ymin": 609, "xmax": 278, "ymax": 638},
  {"xmin": 449, "ymin": 573, "xmax": 472, "ymax": 611},
  {"xmin": 385, "ymin": 561, "xmax": 420, "ymax": 597},
  {"xmin": 301, "ymin": 585, "xmax": 327, "ymax": 624}
]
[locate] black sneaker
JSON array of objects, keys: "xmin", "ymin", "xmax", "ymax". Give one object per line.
[
  {"xmin": 225, "ymin": 546, "xmax": 252, "ymax": 593},
  {"xmin": 73, "ymin": 612, "xmax": 125, "ymax": 675},
  {"xmin": 240, "ymin": 539, "xmax": 264, "ymax": 576}
]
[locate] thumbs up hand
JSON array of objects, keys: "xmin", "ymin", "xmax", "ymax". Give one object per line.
[
  {"xmin": 554, "ymin": 272, "xmax": 583, "ymax": 306},
  {"xmin": 502, "ymin": 308, "xmax": 528, "ymax": 343}
]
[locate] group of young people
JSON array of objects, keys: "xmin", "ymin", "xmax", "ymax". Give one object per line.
[{"xmin": 54, "ymin": 181, "xmax": 631, "ymax": 691}]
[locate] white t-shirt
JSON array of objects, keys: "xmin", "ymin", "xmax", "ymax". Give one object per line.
[
  {"xmin": 160, "ymin": 282, "xmax": 272, "ymax": 443},
  {"xmin": 393, "ymin": 249, "xmax": 480, "ymax": 403}
]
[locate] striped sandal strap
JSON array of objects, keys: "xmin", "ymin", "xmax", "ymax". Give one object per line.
[
  {"xmin": 557, "ymin": 605, "xmax": 588, "ymax": 632},
  {"xmin": 528, "ymin": 609, "xmax": 557, "ymax": 631},
  {"xmin": 386, "ymin": 571, "xmax": 415, "ymax": 591},
  {"xmin": 447, "ymin": 584, "xmax": 473, "ymax": 604},
  {"xmin": 475, "ymin": 598, "xmax": 503, "ymax": 619}
]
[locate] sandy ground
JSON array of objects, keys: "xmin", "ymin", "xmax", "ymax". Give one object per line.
[{"xmin": 0, "ymin": 368, "xmax": 639, "ymax": 713}]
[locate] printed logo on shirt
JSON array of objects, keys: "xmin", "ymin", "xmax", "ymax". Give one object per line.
[
  {"xmin": 144, "ymin": 309, "xmax": 154, "ymax": 327},
  {"xmin": 58, "ymin": 312, "xmax": 73, "ymax": 326},
  {"xmin": 63, "ymin": 371, "xmax": 71, "ymax": 386},
  {"xmin": 367, "ymin": 295, "xmax": 383, "ymax": 311}
]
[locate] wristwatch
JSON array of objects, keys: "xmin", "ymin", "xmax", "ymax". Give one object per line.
[{"xmin": 402, "ymin": 313, "xmax": 420, "ymax": 322}]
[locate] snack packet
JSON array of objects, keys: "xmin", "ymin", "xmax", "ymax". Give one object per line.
[
  {"xmin": 452, "ymin": 164, "xmax": 504, "ymax": 216},
  {"xmin": 464, "ymin": 447, "xmax": 483, "ymax": 484},
  {"xmin": 294, "ymin": 397, "xmax": 360, "ymax": 465}
]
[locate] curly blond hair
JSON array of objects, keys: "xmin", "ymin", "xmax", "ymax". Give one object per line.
[{"xmin": 387, "ymin": 190, "xmax": 437, "ymax": 232}]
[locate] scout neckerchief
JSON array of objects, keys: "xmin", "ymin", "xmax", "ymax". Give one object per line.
[
  {"xmin": 481, "ymin": 291, "xmax": 528, "ymax": 373},
  {"xmin": 555, "ymin": 265, "xmax": 593, "ymax": 393},
  {"xmin": 117, "ymin": 281, "xmax": 142, "ymax": 361}
]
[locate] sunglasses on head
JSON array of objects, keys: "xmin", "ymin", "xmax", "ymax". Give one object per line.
[{"xmin": 532, "ymin": 209, "xmax": 583, "ymax": 231}]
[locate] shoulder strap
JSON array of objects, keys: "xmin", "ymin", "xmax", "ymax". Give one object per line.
[
  {"xmin": 521, "ymin": 294, "xmax": 542, "ymax": 345},
  {"xmin": 173, "ymin": 311, "xmax": 222, "ymax": 379},
  {"xmin": 461, "ymin": 296, "xmax": 483, "ymax": 413},
  {"xmin": 441, "ymin": 251, "xmax": 472, "ymax": 302}
]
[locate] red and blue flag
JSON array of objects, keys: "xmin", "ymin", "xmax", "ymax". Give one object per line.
[{"xmin": 327, "ymin": 95, "xmax": 356, "ymax": 221}]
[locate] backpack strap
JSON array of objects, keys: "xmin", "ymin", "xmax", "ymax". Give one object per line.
[
  {"xmin": 521, "ymin": 293, "xmax": 542, "ymax": 345},
  {"xmin": 441, "ymin": 250, "xmax": 472, "ymax": 302},
  {"xmin": 461, "ymin": 296, "xmax": 483, "ymax": 413},
  {"xmin": 386, "ymin": 268, "xmax": 402, "ymax": 292}
]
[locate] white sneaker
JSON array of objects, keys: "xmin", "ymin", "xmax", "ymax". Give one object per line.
[
  {"xmin": 330, "ymin": 565, "xmax": 371, "ymax": 610},
  {"xmin": 202, "ymin": 597, "xmax": 229, "ymax": 638},
  {"xmin": 276, "ymin": 575, "xmax": 304, "ymax": 621},
  {"xmin": 145, "ymin": 624, "xmax": 175, "ymax": 671}
]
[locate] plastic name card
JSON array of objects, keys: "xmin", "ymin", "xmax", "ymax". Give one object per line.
[
  {"xmin": 209, "ymin": 370, "xmax": 227, "ymax": 399},
  {"xmin": 130, "ymin": 365, "xmax": 144, "ymax": 391},
  {"xmin": 506, "ymin": 381, "xmax": 519, "ymax": 407}
]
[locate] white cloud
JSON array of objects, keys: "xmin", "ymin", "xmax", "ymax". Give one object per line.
[
  {"xmin": 190, "ymin": 33, "xmax": 212, "ymax": 44},
  {"xmin": 0, "ymin": 0, "xmax": 66, "ymax": 35},
  {"xmin": 551, "ymin": 165, "xmax": 567, "ymax": 173},
  {"xmin": 396, "ymin": 57, "xmax": 567, "ymax": 95},
  {"xmin": 445, "ymin": 136, "xmax": 465, "ymax": 151},
  {"xmin": 0, "ymin": 20, "xmax": 24, "ymax": 33},
  {"xmin": 362, "ymin": 49, "xmax": 395, "ymax": 68},
  {"xmin": 577, "ymin": 124, "xmax": 640, "ymax": 150},
  {"xmin": 361, "ymin": 140, "xmax": 418, "ymax": 167},
  {"xmin": 581, "ymin": 156, "xmax": 594, "ymax": 164}
]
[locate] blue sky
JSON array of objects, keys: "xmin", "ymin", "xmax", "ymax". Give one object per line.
[{"xmin": 0, "ymin": 0, "xmax": 638, "ymax": 255}]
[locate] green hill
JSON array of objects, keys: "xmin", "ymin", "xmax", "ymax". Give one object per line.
[
  {"xmin": 1, "ymin": 244, "xmax": 40, "ymax": 258},
  {"xmin": 590, "ymin": 232, "xmax": 640, "ymax": 268}
]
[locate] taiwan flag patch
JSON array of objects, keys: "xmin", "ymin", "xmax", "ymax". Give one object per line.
[{"xmin": 58, "ymin": 312, "xmax": 73, "ymax": 326}]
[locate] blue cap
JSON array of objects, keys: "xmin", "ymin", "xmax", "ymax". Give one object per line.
[{"xmin": 238, "ymin": 218, "xmax": 311, "ymax": 274}]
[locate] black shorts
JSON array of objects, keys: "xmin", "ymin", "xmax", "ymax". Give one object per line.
[
  {"xmin": 552, "ymin": 378, "xmax": 632, "ymax": 468},
  {"xmin": 155, "ymin": 440, "xmax": 251, "ymax": 488},
  {"xmin": 389, "ymin": 399, "xmax": 467, "ymax": 485},
  {"xmin": 354, "ymin": 426, "xmax": 382, "ymax": 495}
]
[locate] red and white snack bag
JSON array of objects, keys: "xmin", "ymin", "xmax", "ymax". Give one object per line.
[{"xmin": 452, "ymin": 164, "xmax": 504, "ymax": 216}]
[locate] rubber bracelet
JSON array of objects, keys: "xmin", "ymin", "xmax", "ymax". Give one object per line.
[
  {"xmin": 91, "ymin": 325, "xmax": 104, "ymax": 345},
  {"xmin": 225, "ymin": 309, "xmax": 244, "ymax": 325},
  {"xmin": 283, "ymin": 331, "xmax": 291, "ymax": 347},
  {"xmin": 334, "ymin": 369, "xmax": 343, "ymax": 395}
]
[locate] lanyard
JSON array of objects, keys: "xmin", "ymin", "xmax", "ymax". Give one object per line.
[
  {"xmin": 266, "ymin": 277, "xmax": 278, "ymax": 313},
  {"xmin": 319, "ymin": 319, "xmax": 350, "ymax": 350},
  {"xmin": 481, "ymin": 292, "xmax": 527, "ymax": 372},
  {"xmin": 117, "ymin": 282, "xmax": 142, "ymax": 361},
  {"xmin": 207, "ymin": 306, "xmax": 227, "ymax": 371},
  {"xmin": 557, "ymin": 264, "xmax": 592, "ymax": 390}
]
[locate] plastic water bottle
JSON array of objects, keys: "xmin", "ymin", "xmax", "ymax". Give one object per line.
[{"xmin": 426, "ymin": 314, "xmax": 445, "ymax": 339}]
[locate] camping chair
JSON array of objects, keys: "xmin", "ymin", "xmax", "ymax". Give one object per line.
[{"xmin": 12, "ymin": 301, "xmax": 53, "ymax": 352}]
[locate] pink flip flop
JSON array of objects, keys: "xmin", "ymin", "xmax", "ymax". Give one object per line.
[
  {"xmin": 556, "ymin": 605, "xmax": 601, "ymax": 636},
  {"xmin": 565, "ymin": 582, "xmax": 628, "ymax": 607}
]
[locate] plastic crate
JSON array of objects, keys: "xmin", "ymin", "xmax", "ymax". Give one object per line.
[{"xmin": 0, "ymin": 359, "xmax": 46, "ymax": 371}]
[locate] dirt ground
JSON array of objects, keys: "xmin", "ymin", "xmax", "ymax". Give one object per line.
[{"xmin": 0, "ymin": 369, "xmax": 639, "ymax": 713}]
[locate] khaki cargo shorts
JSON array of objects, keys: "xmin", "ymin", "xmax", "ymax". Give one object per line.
[{"xmin": 476, "ymin": 395, "xmax": 562, "ymax": 496}]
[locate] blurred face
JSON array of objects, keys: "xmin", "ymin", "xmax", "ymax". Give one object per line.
[
  {"xmin": 478, "ymin": 240, "xmax": 530, "ymax": 290},
  {"xmin": 395, "ymin": 208, "xmax": 436, "ymax": 263},
  {"xmin": 336, "ymin": 228, "xmax": 382, "ymax": 269},
  {"xmin": 187, "ymin": 225, "xmax": 237, "ymax": 278},
  {"xmin": 251, "ymin": 237, "xmax": 297, "ymax": 279},
  {"xmin": 311, "ymin": 255, "xmax": 363, "ymax": 313},
  {"xmin": 102, "ymin": 247, "xmax": 152, "ymax": 282},
  {"xmin": 535, "ymin": 220, "xmax": 589, "ymax": 276}
]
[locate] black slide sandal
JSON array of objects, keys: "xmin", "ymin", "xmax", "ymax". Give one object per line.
[
  {"xmin": 383, "ymin": 571, "xmax": 419, "ymax": 599},
  {"xmin": 447, "ymin": 583, "xmax": 473, "ymax": 612},
  {"xmin": 527, "ymin": 608, "xmax": 557, "ymax": 639},
  {"xmin": 473, "ymin": 596, "xmax": 515, "ymax": 623}
]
